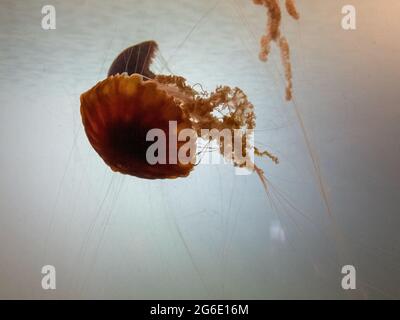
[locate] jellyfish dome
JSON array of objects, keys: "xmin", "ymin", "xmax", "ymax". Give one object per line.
[{"xmin": 80, "ymin": 73, "xmax": 195, "ymax": 179}]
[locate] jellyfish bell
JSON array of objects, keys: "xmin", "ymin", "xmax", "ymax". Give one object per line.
[{"xmin": 80, "ymin": 73, "xmax": 196, "ymax": 179}]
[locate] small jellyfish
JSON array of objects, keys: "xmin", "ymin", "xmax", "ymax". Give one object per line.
[
  {"xmin": 80, "ymin": 41, "xmax": 277, "ymax": 186},
  {"xmin": 252, "ymin": 0, "xmax": 299, "ymax": 100}
]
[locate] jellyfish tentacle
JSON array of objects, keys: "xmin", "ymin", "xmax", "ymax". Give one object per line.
[
  {"xmin": 285, "ymin": 0, "xmax": 300, "ymax": 20},
  {"xmin": 252, "ymin": 0, "xmax": 299, "ymax": 100},
  {"xmin": 254, "ymin": 146, "xmax": 278, "ymax": 164},
  {"xmin": 278, "ymin": 36, "xmax": 293, "ymax": 101}
]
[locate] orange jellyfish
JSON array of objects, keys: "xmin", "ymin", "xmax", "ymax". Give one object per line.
[
  {"xmin": 252, "ymin": 0, "xmax": 300, "ymax": 100},
  {"xmin": 80, "ymin": 41, "xmax": 277, "ymax": 186}
]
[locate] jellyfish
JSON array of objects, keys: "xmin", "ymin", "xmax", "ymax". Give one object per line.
[
  {"xmin": 252, "ymin": 0, "xmax": 299, "ymax": 100},
  {"xmin": 80, "ymin": 41, "xmax": 277, "ymax": 187}
]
